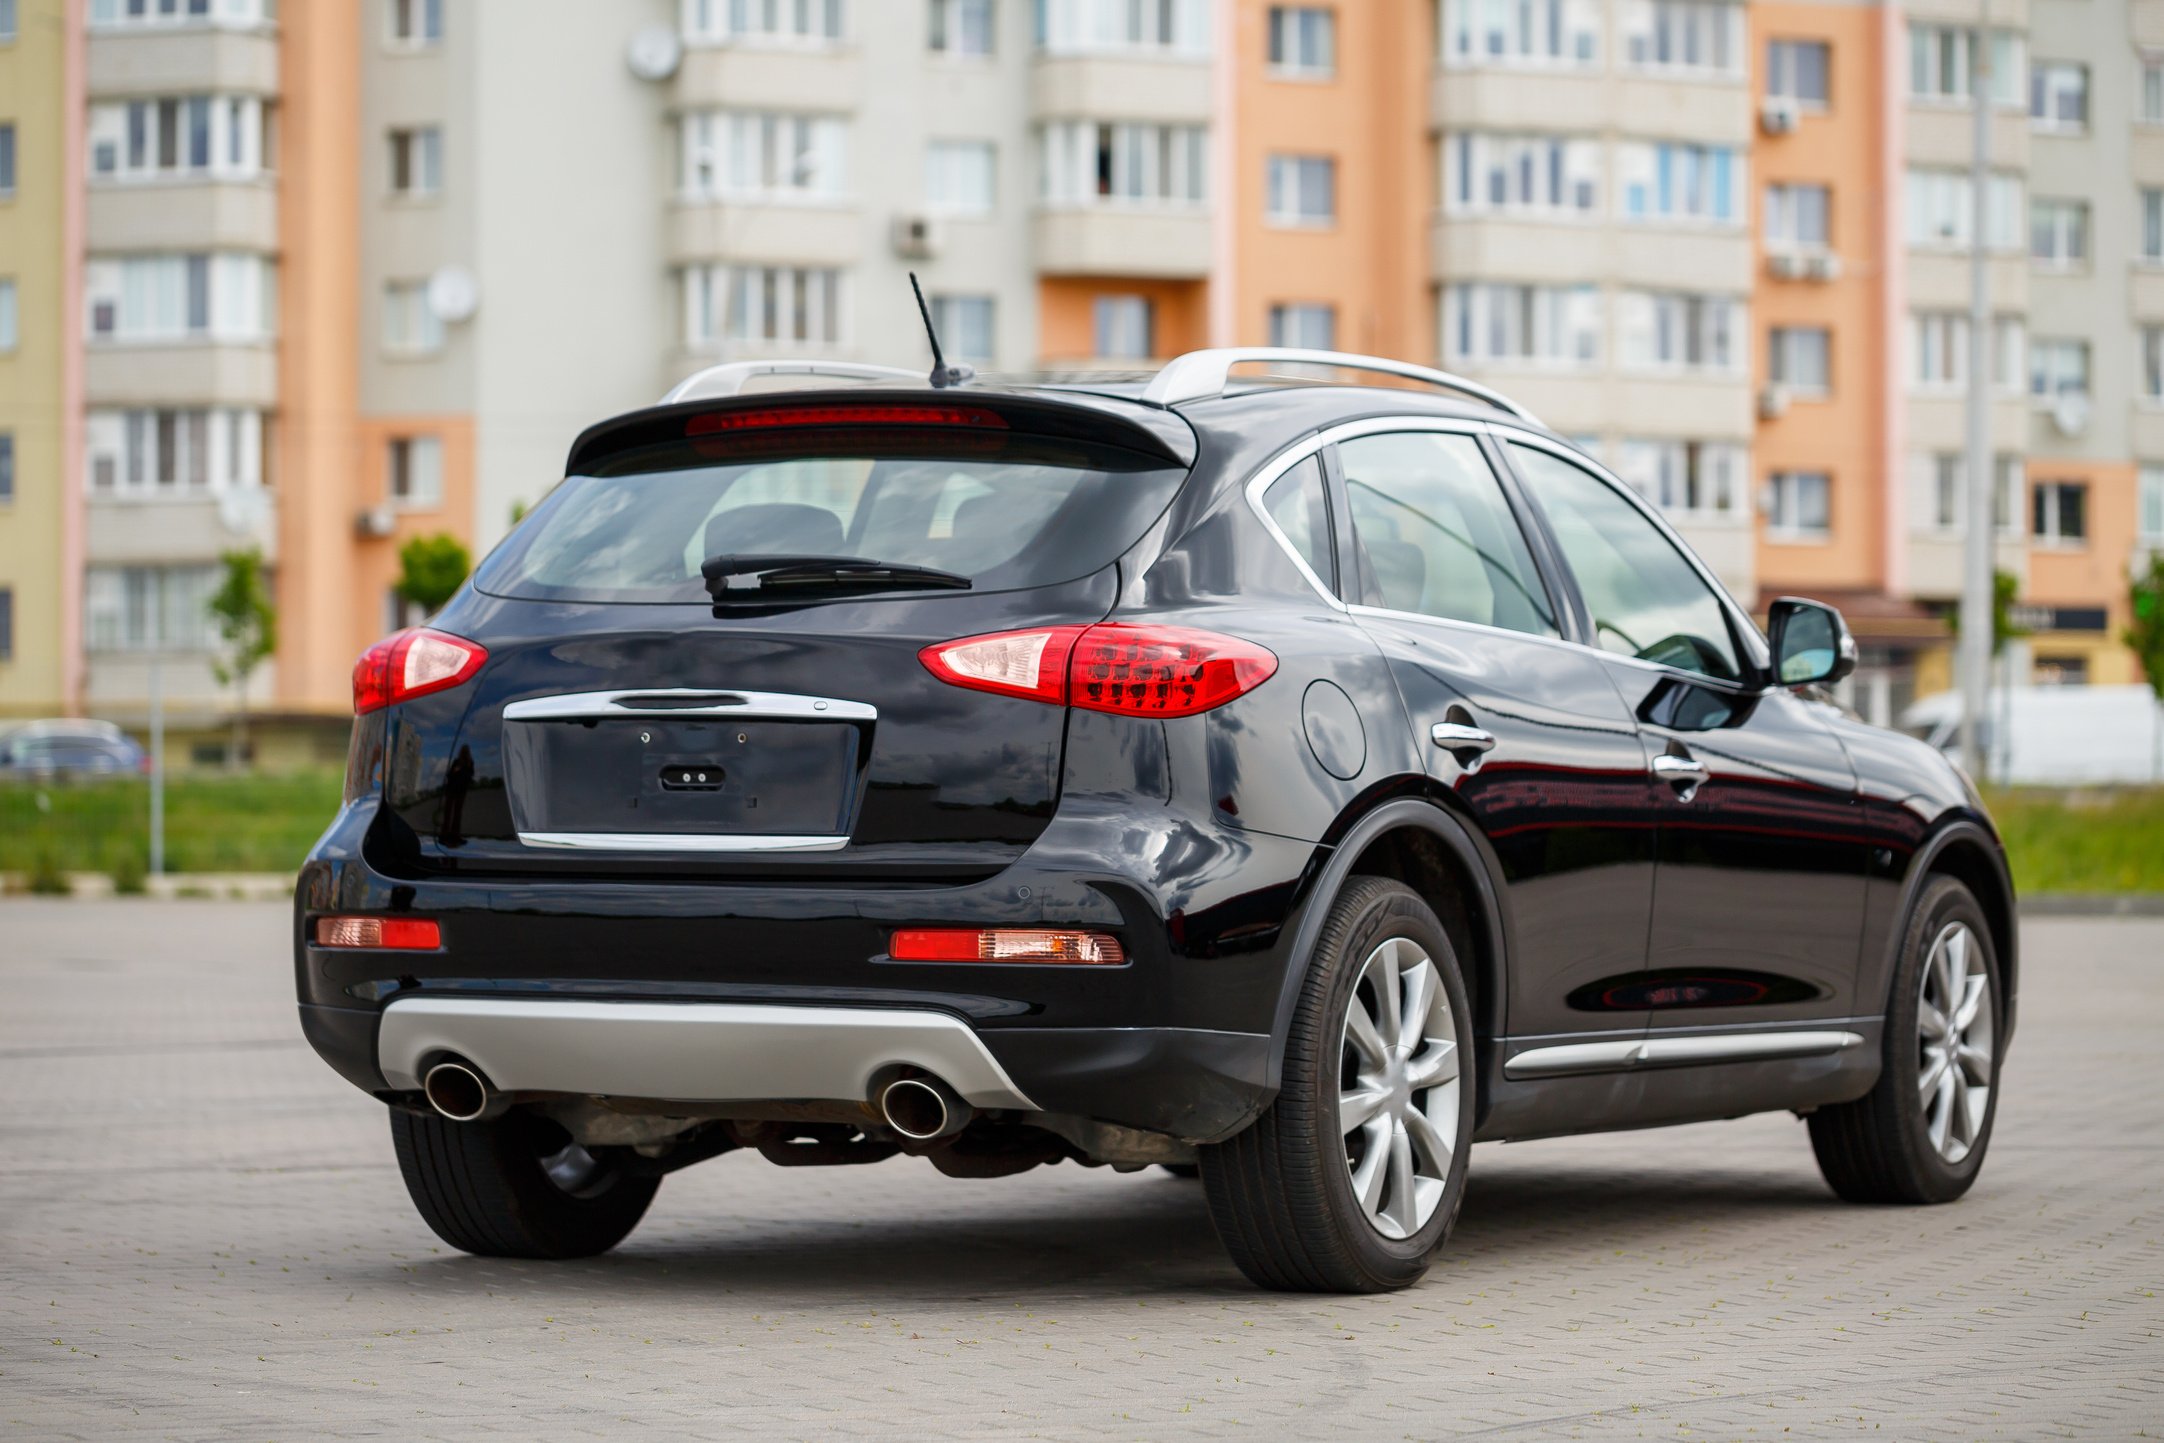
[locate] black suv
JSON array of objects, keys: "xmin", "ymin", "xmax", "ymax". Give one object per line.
[{"xmin": 296, "ymin": 350, "xmax": 2015, "ymax": 1293}]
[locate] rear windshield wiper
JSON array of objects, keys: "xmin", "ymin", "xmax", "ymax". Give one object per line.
[{"xmin": 701, "ymin": 553, "xmax": 974, "ymax": 600}]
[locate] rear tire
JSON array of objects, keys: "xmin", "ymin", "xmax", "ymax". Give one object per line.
[
  {"xmin": 1809, "ymin": 877, "xmax": 2001, "ymax": 1205},
  {"xmin": 390, "ymin": 1108, "xmax": 660, "ymax": 1259},
  {"xmin": 1199, "ymin": 877, "xmax": 1475, "ymax": 1293}
]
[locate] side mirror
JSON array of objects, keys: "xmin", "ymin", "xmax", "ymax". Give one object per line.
[{"xmin": 1767, "ymin": 597, "xmax": 1858, "ymax": 688}]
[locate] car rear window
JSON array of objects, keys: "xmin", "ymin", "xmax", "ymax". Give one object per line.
[{"xmin": 476, "ymin": 432, "xmax": 1189, "ymax": 604}]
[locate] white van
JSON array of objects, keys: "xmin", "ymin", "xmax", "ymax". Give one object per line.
[{"xmin": 1902, "ymin": 684, "xmax": 2164, "ymax": 785}]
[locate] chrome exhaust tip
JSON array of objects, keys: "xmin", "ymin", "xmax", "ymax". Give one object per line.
[
  {"xmin": 878, "ymin": 1076, "xmax": 971, "ymax": 1141},
  {"xmin": 422, "ymin": 1058, "xmax": 507, "ymax": 1123}
]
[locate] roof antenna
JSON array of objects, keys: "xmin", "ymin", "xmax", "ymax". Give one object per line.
[{"xmin": 909, "ymin": 272, "xmax": 973, "ymax": 390}]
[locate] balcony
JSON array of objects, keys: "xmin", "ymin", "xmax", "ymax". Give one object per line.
[
  {"xmin": 1672, "ymin": 516, "xmax": 1756, "ymax": 600},
  {"xmin": 85, "ymin": 343, "xmax": 278, "ymax": 408},
  {"xmin": 1431, "ymin": 66, "xmax": 1750, "ymax": 143},
  {"xmin": 87, "ymin": 27, "xmax": 278, "ymax": 96},
  {"xmin": 1907, "ymin": 252, "xmax": 2029, "ymax": 312},
  {"xmin": 87, "ymin": 181, "xmax": 277, "ymax": 252},
  {"xmin": 673, "ymin": 45, "xmax": 861, "ymax": 113},
  {"xmin": 1427, "ymin": 367, "xmax": 1751, "ymax": 441},
  {"xmin": 1031, "ymin": 55, "xmax": 1212, "ymax": 123},
  {"xmin": 1034, "ymin": 207, "xmax": 1211, "ymax": 279},
  {"xmin": 86, "ymin": 653, "xmax": 273, "ymax": 719},
  {"xmin": 2137, "ymin": 0, "xmax": 2164, "ymax": 47},
  {"xmin": 1905, "ymin": 104, "xmax": 2029, "ymax": 171},
  {"xmin": 1431, "ymin": 213, "xmax": 1752, "ymax": 293},
  {"xmin": 1904, "ymin": 394, "xmax": 2031, "ymax": 453},
  {"xmin": 87, "ymin": 493, "xmax": 279, "ymax": 567},
  {"xmin": 1907, "ymin": 0, "xmax": 2029, "ymax": 25},
  {"xmin": 1907, "ymin": 533, "xmax": 2027, "ymax": 601},
  {"xmin": 665, "ymin": 202, "xmax": 863, "ymax": 266}
]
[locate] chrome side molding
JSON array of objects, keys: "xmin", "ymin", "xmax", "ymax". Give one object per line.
[{"xmin": 1503, "ymin": 1029, "xmax": 1865, "ymax": 1080}]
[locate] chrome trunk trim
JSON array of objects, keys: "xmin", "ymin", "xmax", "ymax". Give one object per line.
[
  {"xmin": 514, "ymin": 831, "xmax": 850, "ymax": 853},
  {"xmin": 502, "ymin": 688, "xmax": 877, "ymax": 723}
]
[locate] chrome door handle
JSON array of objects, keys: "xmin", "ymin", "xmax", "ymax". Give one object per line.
[
  {"xmin": 1431, "ymin": 722, "xmax": 1497, "ymax": 774},
  {"xmin": 1653, "ymin": 753, "xmax": 1709, "ymax": 800}
]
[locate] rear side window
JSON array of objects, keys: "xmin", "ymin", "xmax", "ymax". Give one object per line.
[
  {"xmin": 1338, "ymin": 431, "xmax": 1557, "ymax": 638},
  {"xmin": 1508, "ymin": 441, "xmax": 1742, "ymax": 681},
  {"xmin": 478, "ymin": 433, "xmax": 1187, "ymax": 604},
  {"xmin": 1260, "ymin": 454, "xmax": 1335, "ymax": 592}
]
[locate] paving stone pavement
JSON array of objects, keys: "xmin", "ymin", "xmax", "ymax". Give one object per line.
[{"xmin": 0, "ymin": 899, "xmax": 2158, "ymax": 1441}]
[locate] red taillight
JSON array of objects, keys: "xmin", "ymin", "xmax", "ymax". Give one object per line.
[
  {"xmin": 918, "ymin": 623, "xmax": 1277, "ymax": 718},
  {"xmin": 687, "ymin": 404, "xmax": 1009, "ymax": 434},
  {"xmin": 352, "ymin": 628, "xmax": 488, "ymax": 715},
  {"xmin": 314, "ymin": 916, "xmax": 442, "ymax": 950},
  {"xmin": 889, "ymin": 928, "xmax": 1125, "ymax": 965}
]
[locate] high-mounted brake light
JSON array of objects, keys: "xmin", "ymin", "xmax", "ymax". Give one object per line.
[
  {"xmin": 918, "ymin": 623, "xmax": 1277, "ymax": 718},
  {"xmin": 686, "ymin": 403, "xmax": 1009, "ymax": 435},
  {"xmin": 889, "ymin": 928, "xmax": 1125, "ymax": 965},
  {"xmin": 352, "ymin": 628, "xmax": 488, "ymax": 716},
  {"xmin": 314, "ymin": 916, "xmax": 442, "ymax": 950}
]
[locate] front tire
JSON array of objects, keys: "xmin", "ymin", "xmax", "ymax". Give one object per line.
[
  {"xmin": 1809, "ymin": 876, "xmax": 2002, "ymax": 1204},
  {"xmin": 390, "ymin": 1108, "xmax": 660, "ymax": 1259},
  {"xmin": 1199, "ymin": 877, "xmax": 1475, "ymax": 1293}
]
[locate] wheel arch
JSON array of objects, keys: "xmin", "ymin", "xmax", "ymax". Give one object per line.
[{"xmin": 1900, "ymin": 819, "xmax": 2019, "ymax": 1045}]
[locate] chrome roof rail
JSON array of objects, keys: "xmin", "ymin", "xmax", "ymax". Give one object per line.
[
  {"xmin": 1139, "ymin": 347, "xmax": 1541, "ymax": 424},
  {"xmin": 661, "ymin": 360, "xmax": 926, "ymax": 405}
]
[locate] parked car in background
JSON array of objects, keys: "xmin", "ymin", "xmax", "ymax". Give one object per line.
[
  {"xmin": 0, "ymin": 721, "xmax": 148, "ymax": 779},
  {"xmin": 1904, "ymin": 684, "xmax": 2164, "ymax": 786},
  {"xmin": 295, "ymin": 349, "xmax": 2017, "ymax": 1293}
]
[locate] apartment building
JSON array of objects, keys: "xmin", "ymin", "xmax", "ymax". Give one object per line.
[{"xmin": 2, "ymin": 0, "xmax": 2157, "ymax": 742}]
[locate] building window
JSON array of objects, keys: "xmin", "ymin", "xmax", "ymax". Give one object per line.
[
  {"xmin": 1908, "ymin": 25, "xmax": 2026, "ymax": 107},
  {"xmin": 2145, "ymin": 189, "xmax": 2164, "ymax": 263},
  {"xmin": 684, "ymin": 265, "xmax": 846, "ymax": 347},
  {"xmin": 1447, "ymin": 132, "xmax": 1600, "ymax": 217},
  {"xmin": 1764, "ymin": 182, "xmax": 1830, "ymax": 249},
  {"xmin": 388, "ymin": 127, "xmax": 442, "ymax": 198},
  {"xmin": 388, "ymin": 436, "xmax": 443, "ymax": 509},
  {"xmin": 1906, "ymin": 169, "xmax": 2023, "ymax": 251},
  {"xmin": 85, "ymin": 565, "xmax": 220, "ymax": 652},
  {"xmin": 1767, "ymin": 38, "xmax": 1829, "ymax": 105},
  {"xmin": 1443, "ymin": 0, "xmax": 1598, "ymax": 66},
  {"xmin": 1766, "ymin": 471, "xmax": 1831, "ymax": 539},
  {"xmin": 2032, "ymin": 480, "xmax": 2088, "ymax": 545},
  {"xmin": 2145, "ymin": 55, "xmax": 2164, "ymax": 124},
  {"xmin": 1614, "ymin": 439, "xmax": 1745, "ymax": 521},
  {"xmin": 929, "ymin": 0, "xmax": 994, "ymax": 54},
  {"xmin": 0, "ymin": 0, "xmax": 16, "ymax": 41},
  {"xmin": 1034, "ymin": 0, "xmax": 1209, "ymax": 56},
  {"xmin": 2030, "ymin": 61, "xmax": 2088, "ymax": 131},
  {"xmin": 1446, "ymin": 283, "xmax": 1601, "ymax": 368},
  {"xmin": 2029, "ymin": 338, "xmax": 2090, "ymax": 401},
  {"xmin": 88, "ymin": 0, "xmax": 275, "ymax": 29},
  {"xmin": 2030, "ymin": 198, "xmax": 2088, "ymax": 266},
  {"xmin": 88, "ymin": 96, "xmax": 264, "ymax": 182},
  {"xmin": 0, "ymin": 278, "xmax": 14, "ymax": 352},
  {"xmin": 1266, "ymin": 154, "xmax": 1336, "ymax": 226},
  {"xmin": 680, "ymin": 112, "xmax": 848, "ymax": 201},
  {"xmin": 85, "ymin": 408, "xmax": 262, "ymax": 496},
  {"xmin": 1617, "ymin": 142, "xmax": 1746, "ymax": 226},
  {"xmin": 381, "ymin": 280, "xmax": 444, "ymax": 354},
  {"xmin": 925, "ymin": 139, "xmax": 995, "ymax": 215},
  {"xmin": 1621, "ymin": 0, "xmax": 1743, "ymax": 75},
  {"xmin": 683, "ymin": 0, "xmax": 847, "ymax": 45},
  {"xmin": 1269, "ymin": 302, "xmax": 1336, "ymax": 350},
  {"xmin": 2139, "ymin": 463, "xmax": 2164, "ymax": 543},
  {"xmin": 1909, "ymin": 311, "xmax": 2024, "ymax": 392},
  {"xmin": 0, "ymin": 123, "xmax": 15, "ymax": 197},
  {"xmin": 2033, "ymin": 655, "xmax": 2089, "ymax": 686},
  {"xmin": 0, "ymin": 587, "xmax": 10, "ymax": 662},
  {"xmin": 388, "ymin": 0, "xmax": 442, "ymax": 45},
  {"xmin": 1039, "ymin": 122, "xmax": 1207, "ymax": 207},
  {"xmin": 928, "ymin": 294, "xmax": 995, "ymax": 363},
  {"xmin": 1769, "ymin": 326, "xmax": 1831, "ymax": 394},
  {"xmin": 0, "ymin": 432, "xmax": 12, "ymax": 503},
  {"xmin": 1914, "ymin": 452, "xmax": 2021, "ymax": 535},
  {"xmin": 1616, "ymin": 290, "xmax": 1742, "ymax": 374},
  {"xmin": 1092, "ymin": 295, "xmax": 1155, "ymax": 359},
  {"xmin": 84, "ymin": 254, "xmax": 273, "ymax": 343},
  {"xmin": 1267, "ymin": 5, "xmax": 1334, "ymax": 76}
]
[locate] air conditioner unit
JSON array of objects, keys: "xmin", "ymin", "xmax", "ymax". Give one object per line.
[
  {"xmin": 1759, "ymin": 98, "xmax": 1801, "ymax": 136},
  {"xmin": 1758, "ymin": 384, "xmax": 1792, "ymax": 421},
  {"xmin": 1768, "ymin": 251, "xmax": 1808, "ymax": 281},
  {"xmin": 1803, "ymin": 251, "xmax": 1843, "ymax": 282},
  {"xmin": 355, "ymin": 506, "xmax": 396, "ymax": 539},
  {"xmin": 890, "ymin": 214, "xmax": 943, "ymax": 260},
  {"xmin": 2052, "ymin": 393, "xmax": 2091, "ymax": 437}
]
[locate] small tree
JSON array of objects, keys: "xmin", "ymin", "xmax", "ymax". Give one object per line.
[
  {"xmin": 208, "ymin": 546, "xmax": 277, "ymax": 771},
  {"xmin": 394, "ymin": 533, "xmax": 473, "ymax": 619},
  {"xmin": 2128, "ymin": 554, "xmax": 2164, "ymax": 703},
  {"xmin": 1946, "ymin": 568, "xmax": 2030, "ymax": 657}
]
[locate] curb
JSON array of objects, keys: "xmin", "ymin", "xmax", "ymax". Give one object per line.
[
  {"xmin": 2020, "ymin": 894, "xmax": 2164, "ymax": 917},
  {"xmin": 1, "ymin": 872, "xmax": 295, "ymax": 901}
]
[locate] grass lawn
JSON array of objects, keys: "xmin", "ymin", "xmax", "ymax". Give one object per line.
[
  {"xmin": 0, "ymin": 771, "xmax": 344, "ymax": 877},
  {"xmin": 1982, "ymin": 788, "xmax": 2164, "ymax": 896}
]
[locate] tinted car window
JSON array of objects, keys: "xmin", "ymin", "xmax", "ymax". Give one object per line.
[
  {"xmin": 1339, "ymin": 432, "xmax": 1557, "ymax": 637},
  {"xmin": 1508, "ymin": 441, "xmax": 1742, "ymax": 681},
  {"xmin": 1260, "ymin": 455, "xmax": 1335, "ymax": 593}
]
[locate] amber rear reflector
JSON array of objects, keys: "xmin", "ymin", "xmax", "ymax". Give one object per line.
[
  {"xmin": 315, "ymin": 916, "xmax": 442, "ymax": 950},
  {"xmin": 889, "ymin": 928, "xmax": 1124, "ymax": 965}
]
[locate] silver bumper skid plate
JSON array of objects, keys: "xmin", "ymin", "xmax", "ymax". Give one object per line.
[{"xmin": 375, "ymin": 998, "xmax": 1039, "ymax": 1111}]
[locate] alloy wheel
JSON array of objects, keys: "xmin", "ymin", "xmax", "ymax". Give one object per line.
[
  {"xmin": 1917, "ymin": 921, "xmax": 1994, "ymax": 1165},
  {"xmin": 1337, "ymin": 935, "xmax": 1461, "ymax": 1240}
]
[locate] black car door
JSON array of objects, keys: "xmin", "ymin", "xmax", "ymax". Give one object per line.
[
  {"xmin": 1502, "ymin": 438, "xmax": 1871, "ymax": 1038},
  {"xmin": 1325, "ymin": 424, "xmax": 1662, "ymax": 1053}
]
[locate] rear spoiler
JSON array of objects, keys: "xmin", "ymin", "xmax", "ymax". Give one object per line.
[{"xmin": 566, "ymin": 388, "xmax": 1197, "ymax": 476}]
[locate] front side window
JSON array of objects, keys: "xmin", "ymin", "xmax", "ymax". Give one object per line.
[
  {"xmin": 1767, "ymin": 38, "xmax": 1829, "ymax": 104},
  {"xmin": 1266, "ymin": 154, "xmax": 1336, "ymax": 225},
  {"xmin": 1510, "ymin": 441, "xmax": 1741, "ymax": 680},
  {"xmin": 1339, "ymin": 431, "xmax": 1557, "ymax": 637}
]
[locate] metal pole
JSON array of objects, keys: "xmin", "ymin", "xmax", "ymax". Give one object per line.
[
  {"xmin": 149, "ymin": 654, "xmax": 165, "ymax": 878},
  {"xmin": 1958, "ymin": 11, "xmax": 1996, "ymax": 780}
]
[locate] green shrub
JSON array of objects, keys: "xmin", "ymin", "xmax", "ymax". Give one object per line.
[
  {"xmin": 109, "ymin": 850, "xmax": 148, "ymax": 896},
  {"xmin": 27, "ymin": 852, "xmax": 70, "ymax": 895}
]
